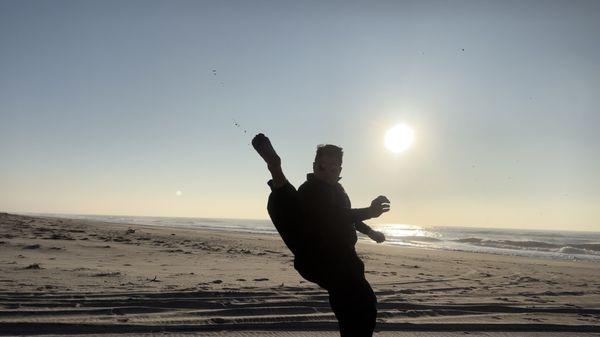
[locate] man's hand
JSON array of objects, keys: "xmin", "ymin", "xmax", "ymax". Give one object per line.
[
  {"xmin": 369, "ymin": 195, "xmax": 390, "ymax": 218},
  {"xmin": 368, "ymin": 230, "xmax": 386, "ymax": 243}
]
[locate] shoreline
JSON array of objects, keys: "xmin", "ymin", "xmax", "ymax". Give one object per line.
[{"xmin": 12, "ymin": 212, "xmax": 600, "ymax": 264}]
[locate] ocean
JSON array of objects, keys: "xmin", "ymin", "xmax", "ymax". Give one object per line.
[{"xmin": 29, "ymin": 213, "xmax": 600, "ymax": 262}]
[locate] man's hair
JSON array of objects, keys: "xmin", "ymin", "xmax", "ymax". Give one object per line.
[{"xmin": 315, "ymin": 144, "xmax": 343, "ymax": 164}]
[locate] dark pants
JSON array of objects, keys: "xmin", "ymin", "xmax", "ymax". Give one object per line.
[{"xmin": 267, "ymin": 181, "xmax": 377, "ymax": 337}]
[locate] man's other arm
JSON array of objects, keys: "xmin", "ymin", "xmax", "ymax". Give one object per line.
[{"xmin": 354, "ymin": 221, "xmax": 373, "ymax": 235}]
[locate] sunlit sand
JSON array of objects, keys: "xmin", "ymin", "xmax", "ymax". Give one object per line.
[{"xmin": 1, "ymin": 213, "xmax": 599, "ymax": 336}]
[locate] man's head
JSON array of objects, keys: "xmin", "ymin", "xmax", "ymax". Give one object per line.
[{"xmin": 313, "ymin": 144, "xmax": 343, "ymax": 185}]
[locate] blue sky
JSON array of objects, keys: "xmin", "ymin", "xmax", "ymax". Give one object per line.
[{"xmin": 1, "ymin": 0, "xmax": 599, "ymax": 230}]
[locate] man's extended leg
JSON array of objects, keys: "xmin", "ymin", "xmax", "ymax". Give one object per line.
[
  {"xmin": 253, "ymin": 133, "xmax": 303, "ymax": 255},
  {"xmin": 266, "ymin": 181, "xmax": 303, "ymax": 256}
]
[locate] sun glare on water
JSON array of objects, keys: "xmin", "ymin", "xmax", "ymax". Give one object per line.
[{"xmin": 384, "ymin": 123, "xmax": 415, "ymax": 153}]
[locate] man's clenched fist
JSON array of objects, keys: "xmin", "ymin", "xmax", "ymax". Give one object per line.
[{"xmin": 369, "ymin": 195, "xmax": 390, "ymax": 218}]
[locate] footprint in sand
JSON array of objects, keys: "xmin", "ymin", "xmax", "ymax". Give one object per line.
[
  {"xmin": 24, "ymin": 263, "xmax": 42, "ymax": 269},
  {"xmin": 92, "ymin": 272, "xmax": 121, "ymax": 277}
]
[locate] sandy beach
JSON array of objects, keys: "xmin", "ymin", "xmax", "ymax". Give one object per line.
[{"xmin": 1, "ymin": 212, "xmax": 599, "ymax": 336}]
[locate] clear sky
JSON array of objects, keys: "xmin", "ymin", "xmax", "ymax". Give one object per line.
[{"xmin": 1, "ymin": 0, "xmax": 599, "ymax": 231}]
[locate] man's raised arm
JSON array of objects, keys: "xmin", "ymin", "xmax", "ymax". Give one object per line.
[{"xmin": 298, "ymin": 184, "xmax": 390, "ymax": 225}]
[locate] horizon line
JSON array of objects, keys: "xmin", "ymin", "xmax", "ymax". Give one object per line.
[{"xmin": 7, "ymin": 210, "xmax": 599, "ymax": 234}]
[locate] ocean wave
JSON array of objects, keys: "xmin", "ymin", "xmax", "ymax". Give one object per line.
[
  {"xmin": 557, "ymin": 246, "xmax": 600, "ymax": 255},
  {"xmin": 571, "ymin": 243, "xmax": 600, "ymax": 252},
  {"xmin": 454, "ymin": 238, "xmax": 561, "ymax": 250},
  {"xmin": 450, "ymin": 237, "xmax": 600, "ymax": 256},
  {"xmin": 454, "ymin": 237, "xmax": 485, "ymax": 244},
  {"xmin": 397, "ymin": 236, "xmax": 441, "ymax": 243}
]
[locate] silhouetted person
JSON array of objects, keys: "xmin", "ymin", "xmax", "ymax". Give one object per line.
[{"xmin": 252, "ymin": 133, "xmax": 390, "ymax": 337}]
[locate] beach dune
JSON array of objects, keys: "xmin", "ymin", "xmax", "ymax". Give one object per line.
[{"xmin": 0, "ymin": 213, "xmax": 599, "ymax": 336}]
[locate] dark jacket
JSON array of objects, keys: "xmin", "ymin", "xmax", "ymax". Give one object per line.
[{"xmin": 297, "ymin": 173, "xmax": 374, "ymax": 256}]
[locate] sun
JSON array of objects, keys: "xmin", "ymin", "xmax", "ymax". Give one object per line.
[{"xmin": 384, "ymin": 123, "xmax": 415, "ymax": 153}]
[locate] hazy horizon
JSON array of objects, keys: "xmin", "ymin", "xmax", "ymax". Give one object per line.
[
  {"xmin": 2, "ymin": 1, "xmax": 599, "ymax": 231},
  {"xmin": 12, "ymin": 210, "xmax": 600, "ymax": 233}
]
